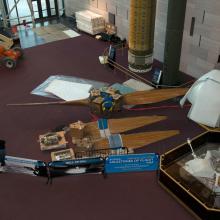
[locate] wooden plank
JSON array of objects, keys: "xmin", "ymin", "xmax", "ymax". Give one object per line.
[
  {"xmin": 123, "ymin": 88, "xmax": 188, "ymax": 105},
  {"xmin": 73, "ymin": 115, "xmax": 167, "ymax": 141},
  {"xmin": 51, "ymin": 148, "xmax": 75, "ymax": 161},
  {"xmin": 93, "ymin": 130, "xmax": 180, "ymax": 149},
  {"xmin": 40, "ymin": 131, "xmax": 67, "ymax": 151}
]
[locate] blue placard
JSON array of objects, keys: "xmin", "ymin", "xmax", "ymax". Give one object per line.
[
  {"xmin": 152, "ymin": 68, "xmax": 162, "ymax": 85},
  {"xmin": 105, "ymin": 153, "xmax": 159, "ymax": 173}
]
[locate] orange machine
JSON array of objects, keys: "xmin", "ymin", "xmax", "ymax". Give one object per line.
[{"xmin": 0, "ymin": 45, "xmax": 23, "ymax": 69}]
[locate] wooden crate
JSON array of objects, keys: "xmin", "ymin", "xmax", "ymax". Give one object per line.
[
  {"xmin": 39, "ymin": 131, "xmax": 67, "ymax": 151},
  {"xmin": 51, "ymin": 148, "xmax": 75, "ymax": 161}
]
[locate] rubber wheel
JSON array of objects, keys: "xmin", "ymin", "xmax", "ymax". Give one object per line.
[
  {"xmin": 13, "ymin": 47, "xmax": 24, "ymax": 58},
  {"xmin": 2, "ymin": 57, "xmax": 17, "ymax": 69}
]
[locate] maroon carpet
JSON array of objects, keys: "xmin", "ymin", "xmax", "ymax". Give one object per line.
[{"xmin": 0, "ymin": 35, "xmax": 205, "ymax": 220}]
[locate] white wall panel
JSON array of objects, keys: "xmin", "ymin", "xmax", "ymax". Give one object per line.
[
  {"xmin": 106, "ymin": 0, "xmax": 116, "ymax": 14},
  {"xmin": 98, "ymin": 0, "xmax": 107, "ymax": 11},
  {"xmin": 180, "ymin": 0, "xmax": 220, "ymax": 78},
  {"xmin": 153, "ymin": 0, "xmax": 168, "ymax": 62},
  {"xmin": 90, "ymin": 0, "xmax": 98, "ymax": 8}
]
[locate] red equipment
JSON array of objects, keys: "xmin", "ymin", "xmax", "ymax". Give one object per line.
[{"xmin": 0, "ymin": 45, "xmax": 23, "ymax": 69}]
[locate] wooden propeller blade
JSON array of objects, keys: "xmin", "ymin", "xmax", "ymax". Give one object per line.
[
  {"xmin": 7, "ymin": 99, "xmax": 90, "ymax": 107},
  {"xmin": 108, "ymin": 115, "xmax": 167, "ymax": 133},
  {"xmin": 83, "ymin": 115, "xmax": 167, "ymax": 140},
  {"xmin": 93, "ymin": 130, "xmax": 179, "ymax": 150},
  {"xmin": 7, "ymin": 88, "xmax": 188, "ymax": 109},
  {"xmin": 122, "ymin": 88, "xmax": 188, "ymax": 105}
]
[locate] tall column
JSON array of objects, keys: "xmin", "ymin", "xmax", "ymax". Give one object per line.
[
  {"xmin": 128, "ymin": 0, "xmax": 157, "ymax": 73},
  {"xmin": 162, "ymin": 0, "xmax": 187, "ymax": 85}
]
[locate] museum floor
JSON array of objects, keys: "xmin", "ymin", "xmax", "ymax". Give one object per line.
[
  {"xmin": 0, "ymin": 31, "xmax": 206, "ymax": 220},
  {"xmin": 17, "ymin": 17, "xmax": 77, "ymax": 48}
]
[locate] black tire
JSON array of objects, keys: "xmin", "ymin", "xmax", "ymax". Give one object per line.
[
  {"xmin": 13, "ymin": 47, "xmax": 24, "ymax": 58},
  {"xmin": 2, "ymin": 57, "xmax": 16, "ymax": 69}
]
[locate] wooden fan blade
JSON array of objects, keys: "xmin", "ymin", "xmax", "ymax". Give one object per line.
[
  {"xmin": 122, "ymin": 88, "xmax": 188, "ymax": 105},
  {"xmin": 7, "ymin": 99, "xmax": 90, "ymax": 107},
  {"xmin": 108, "ymin": 115, "xmax": 167, "ymax": 133},
  {"xmin": 93, "ymin": 130, "xmax": 179, "ymax": 150},
  {"xmin": 83, "ymin": 115, "xmax": 167, "ymax": 140}
]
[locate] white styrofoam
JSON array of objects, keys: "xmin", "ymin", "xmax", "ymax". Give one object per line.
[{"xmin": 75, "ymin": 10, "xmax": 105, "ymax": 35}]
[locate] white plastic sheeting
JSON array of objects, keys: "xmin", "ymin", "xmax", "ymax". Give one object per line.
[
  {"xmin": 180, "ymin": 69, "xmax": 220, "ymax": 127},
  {"xmin": 31, "ymin": 75, "xmax": 109, "ymax": 99},
  {"xmin": 45, "ymin": 79, "xmax": 92, "ymax": 101}
]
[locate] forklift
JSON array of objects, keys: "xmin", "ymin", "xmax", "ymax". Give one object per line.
[
  {"xmin": 0, "ymin": 17, "xmax": 23, "ymax": 70},
  {"xmin": 0, "ymin": 33, "xmax": 23, "ymax": 69}
]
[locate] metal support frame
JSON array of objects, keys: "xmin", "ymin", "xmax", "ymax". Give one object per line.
[
  {"xmin": 0, "ymin": 0, "xmax": 35, "ymax": 27},
  {"xmin": 0, "ymin": 0, "xmax": 8, "ymax": 27},
  {"xmin": 7, "ymin": 0, "xmax": 20, "ymax": 17},
  {"xmin": 0, "ymin": 0, "xmax": 65, "ymax": 28},
  {"xmin": 27, "ymin": 0, "xmax": 35, "ymax": 27}
]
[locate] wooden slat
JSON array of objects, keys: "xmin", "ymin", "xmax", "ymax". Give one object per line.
[
  {"xmin": 84, "ymin": 115, "xmax": 167, "ymax": 140},
  {"xmin": 8, "ymin": 88, "xmax": 188, "ymax": 108},
  {"xmin": 123, "ymin": 88, "xmax": 188, "ymax": 105},
  {"xmin": 108, "ymin": 115, "xmax": 167, "ymax": 133},
  {"xmin": 94, "ymin": 130, "xmax": 180, "ymax": 149},
  {"xmin": 7, "ymin": 99, "xmax": 89, "ymax": 106}
]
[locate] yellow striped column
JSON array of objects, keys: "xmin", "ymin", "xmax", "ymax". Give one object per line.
[{"xmin": 128, "ymin": 0, "xmax": 157, "ymax": 73}]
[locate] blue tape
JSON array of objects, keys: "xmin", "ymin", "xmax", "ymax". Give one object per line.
[
  {"xmin": 108, "ymin": 134, "xmax": 123, "ymax": 149},
  {"xmin": 98, "ymin": 118, "xmax": 108, "ymax": 130}
]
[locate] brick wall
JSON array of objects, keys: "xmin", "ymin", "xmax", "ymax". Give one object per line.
[{"xmin": 180, "ymin": 0, "xmax": 220, "ymax": 78}]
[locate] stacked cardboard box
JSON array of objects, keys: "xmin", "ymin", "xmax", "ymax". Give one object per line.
[{"xmin": 75, "ymin": 10, "xmax": 105, "ymax": 35}]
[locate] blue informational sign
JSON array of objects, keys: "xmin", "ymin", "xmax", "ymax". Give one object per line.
[
  {"xmin": 152, "ymin": 68, "xmax": 162, "ymax": 85},
  {"xmin": 105, "ymin": 153, "xmax": 159, "ymax": 174}
]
